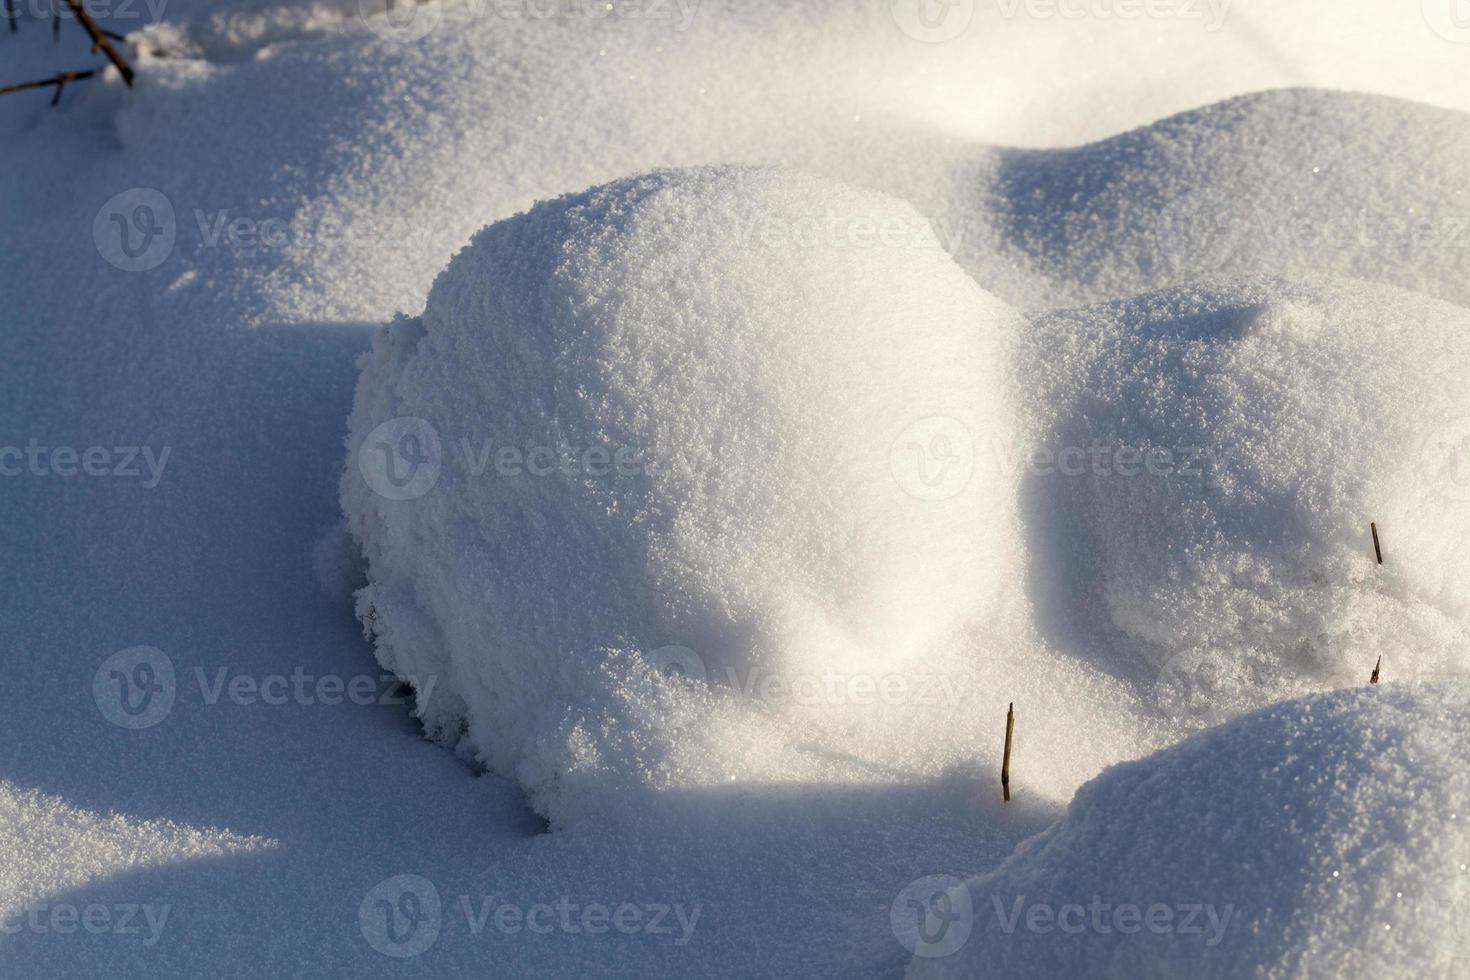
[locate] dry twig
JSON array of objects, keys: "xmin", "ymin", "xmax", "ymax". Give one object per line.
[
  {"xmin": 61, "ymin": 0, "xmax": 132, "ymax": 86},
  {"xmin": 0, "ymin": 68, "xmax": 97, "ymax": 105},
  {"xmin": 1001, "ymin": 702, "xmax": 1015, "ymax": 803},
  {"xmin": 1, "ymin": 0, "xmax": 135, "ymax": 105}
]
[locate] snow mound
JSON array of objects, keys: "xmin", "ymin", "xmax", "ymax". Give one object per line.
[
  {"xmin": 1017, "ymin": 277, "xmax": 1470, "ymax": 723},
  {"xmin": 967, "ymin": 89, "xmax": 1470, "ymax": 309},
  {"xmin": 341, "ymin": 167, "xmax": 1021, "ymax": 818},
  {"xmin": 906, "ymin": 682, "xmax": 1470, "ymax": 980},
  {"xmin": 0, "ymin": 783, "xmax": 276, "ymax": 916}
]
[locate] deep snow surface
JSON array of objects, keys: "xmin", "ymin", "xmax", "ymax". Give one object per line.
[
  {"xmin": 342, "ymin": 167, "xmax": 1036, "ymax": 825},
  {"xmin": 5, "ymin": 0, "xmax": 1470, "ymax": 977},
  {"xmin": 908, "ymin": 684, "xmax": 1470, "ymax": 979}
]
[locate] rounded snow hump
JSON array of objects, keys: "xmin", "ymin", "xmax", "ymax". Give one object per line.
[{"xmin": 342, "ymin": 166, "xmax": 1024, "ymax": 820}]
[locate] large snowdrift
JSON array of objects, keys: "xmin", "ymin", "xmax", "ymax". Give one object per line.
[
  {"xmin": 1016, "ymin": 277, "xmax": 1470, "ymax": 724},
  {"xmin": 11, "ymin": 0, "xmax": 1470, "ymax": 974},
  {"xmin": 342, "ymin": 172, "xmax": 1470, "ymax": 822},
  {"xmin": 341, "ymin": 167, "xmax": 1028, "ymax": 820},
  {"xmin": 965, "ymin": 90, "xmax": 1470, "ymax": 309},
  {"xmin": 906, "ymin": 682, "xmax": 1470, "ymax": 979},
  {"xmin": 26, "ymin": 12, "xmax": 1465, "ymax": 331}
]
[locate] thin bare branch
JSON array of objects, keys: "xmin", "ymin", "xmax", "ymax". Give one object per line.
[
  {"xmin": 0, "ymin": 69, "xmax": 98, "ymax": 105},
  {"xmin": 61, "ymin": 0, "xmax": 132, "ymax": 87}
]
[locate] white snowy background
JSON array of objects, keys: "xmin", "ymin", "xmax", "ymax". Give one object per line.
[{"xmin": 3, "ymin": 1, "xmax": 1470, "ymax": 977}]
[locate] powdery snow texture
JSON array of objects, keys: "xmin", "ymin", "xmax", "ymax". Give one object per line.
[
  {"xmin": 907, "ymin": 683, "xmax": 1470, "ymax": 979},
  {"xmin": 342, "ymin": 167, "xmax": 1022, "ymax": 821},
  {"xmin": 1017, "ymin": 277, "xmax": 1470, "ymax": 723}
]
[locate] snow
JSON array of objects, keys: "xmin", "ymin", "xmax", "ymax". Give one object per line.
[
  {"xmin": 958, "ymin": 89, "xmax": 1470, "ymax": 309},
  {"xmin": 5, "ymin": 0, "xmax": 1470, "ymax": 975},
  {"xmin": 1017, "ymin": 277, "xmax": 1470, "ymax": 725},
  {"xmin": 906, "ymin": 682, "xmax": 1470, "ymax": 979},
  {"xmin": 342, "ymin": 166, "xmax": 1032, "ymax": 823},
  {"xmin": 0, "ymin": 785, "xmax": 273, "ymax": 916}
]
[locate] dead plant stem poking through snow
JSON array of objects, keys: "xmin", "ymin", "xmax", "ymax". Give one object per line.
[
  {"xmin": 1002, "ymin": 702, "xmax": 1015, "ymax": 803},
  {"xmin": 1369, "ymin": 523, "xmax": 1382, "ymax": 685}
]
